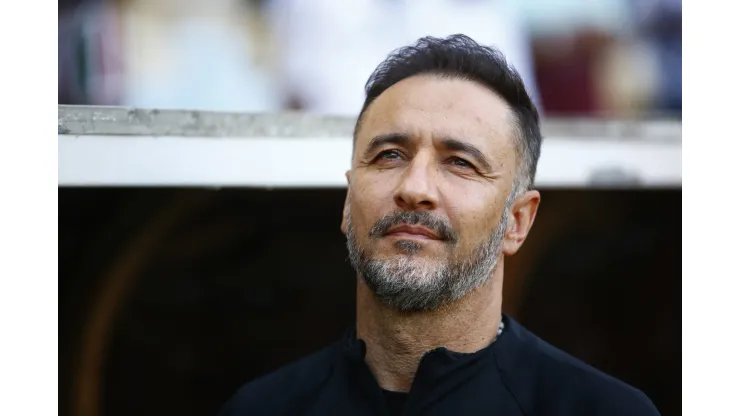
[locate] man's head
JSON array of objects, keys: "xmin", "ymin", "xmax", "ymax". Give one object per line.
[{"xmin": 342, "ymin": 35, "xmax": 542, "ymax": 312}]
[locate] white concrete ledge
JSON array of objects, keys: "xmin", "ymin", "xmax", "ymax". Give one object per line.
[{"xmin": 58, "ymin": 106, "xmax": 681, "ymax": 188}]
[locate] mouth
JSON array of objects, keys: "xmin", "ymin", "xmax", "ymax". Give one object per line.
[{"xmin": 385, "ymin": 224, "xmax": 441, "ymax": 240}]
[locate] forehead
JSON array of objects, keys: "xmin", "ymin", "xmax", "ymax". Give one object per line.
[{"xmin": 357, "ymin": 74, "xmax": 517, "ymax": 156}]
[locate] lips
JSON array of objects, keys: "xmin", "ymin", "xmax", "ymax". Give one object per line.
[
  {"xmin": 385, "ymin": 224, "xmax": 441, "ymax": 240},
  {"xmin": 369, "ymin": 211, "xmax": 457, "ymax": 243}
]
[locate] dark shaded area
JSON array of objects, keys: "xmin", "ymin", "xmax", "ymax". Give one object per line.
[
  {"xmin": 59, "ymin": 188, "xmax": 680, "ymax": 416},
  {"xmin": 517, "ymin": 190, "xmax": 681, "ymax": 416}
]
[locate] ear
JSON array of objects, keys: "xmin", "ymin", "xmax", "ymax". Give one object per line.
[
  {"xmin": 502, "ymin": 190, "xmax": 541, "ymax": 256},
  {"xmin": 340, "ymin": 170, "xmax": 351, "ymax": 235}
]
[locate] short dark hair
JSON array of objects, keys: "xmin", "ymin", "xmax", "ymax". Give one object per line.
[{"xmin": 354, "ymin": 34, "xmax": 542, "ymax": 192}]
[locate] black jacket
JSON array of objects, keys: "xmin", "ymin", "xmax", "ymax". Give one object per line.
[{"xmin": 220, "ymin": 315, "xmax": 660, "ymax": 415}]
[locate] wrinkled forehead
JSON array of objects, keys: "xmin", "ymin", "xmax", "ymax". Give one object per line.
[{"xmin": 354, "ymin": 75, "xmax": 518, "ymax": 162}]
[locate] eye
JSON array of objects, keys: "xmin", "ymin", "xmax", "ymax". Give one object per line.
[
  {"xmin": 448, "ymin": 157, "xmax": 473, "ymax": 168},
  {"xmin": 375, "ymin": 149, "xmax": 404, "ymax": 161}
]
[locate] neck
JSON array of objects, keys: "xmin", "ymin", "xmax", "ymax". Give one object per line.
[{"xmin": 355, "ymin": 264, "xmax": 504, "ymax": 392}]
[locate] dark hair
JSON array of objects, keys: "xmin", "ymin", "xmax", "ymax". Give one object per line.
[{"xmin": 355, "ymin": 34, "xmax": 542, "ymax": 192}]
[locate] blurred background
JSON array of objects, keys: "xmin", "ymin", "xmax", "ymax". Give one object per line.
[
  {"xmin": 58, "ymin": 1, "xmax": 681, "ymax": 416},
  {"xmin": 59, "ymin": 0, "xmax": 681, "ymax": 116}
]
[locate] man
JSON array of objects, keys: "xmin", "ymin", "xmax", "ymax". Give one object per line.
[{"xmin": 220, "ymin": 35, "xmax": 660, "ymax": 416}]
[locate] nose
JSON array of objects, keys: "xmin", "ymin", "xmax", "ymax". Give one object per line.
[{"xmin": 393, "ymin": 152, "xmax": 440, "ymax": 211}]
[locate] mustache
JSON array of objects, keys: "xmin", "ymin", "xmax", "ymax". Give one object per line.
[{"xmin": 368, "ymin": 211, "xmax": 458, "ymax": 242}]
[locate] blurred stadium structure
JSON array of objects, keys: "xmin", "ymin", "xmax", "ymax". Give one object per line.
[
  {"xmin": 59, "ymin": 105, "xmax": 680, "ymax": 188},
  {"xmin": 58, "ymin": 1, "xmax": 681, "ymax": 416},
  {"xmin": 59, "ymin": 0, "xmax": 681, "ymax": 117}
]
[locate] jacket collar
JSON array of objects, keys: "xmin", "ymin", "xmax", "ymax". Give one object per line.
[{"xmin": 341, "ymin": 314, "xmax": 516, "ymax": 412}]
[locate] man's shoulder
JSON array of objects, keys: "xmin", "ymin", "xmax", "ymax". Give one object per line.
[
  {"xmin": 500, "ymin": 320, "xmax": 661, "ymax": 415},
  {"xmin": 219, "ymin": 340, "xmax": 342, "ymax": 416},
  {"xmin": 534, "ymin": 341, "xmax": 660, "ymax": 414}
]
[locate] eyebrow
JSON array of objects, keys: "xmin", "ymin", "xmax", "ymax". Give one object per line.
[
  {"xmin": 362, "ymin": 133, "xmax": 411, "ymax": 161},
  {"xmin": 361, "ymin": 134, "xmax": 494, "ymax": 172},
  {"xmin": 441, "ymin": 138, "xmax": 493, "ymax": 172}
]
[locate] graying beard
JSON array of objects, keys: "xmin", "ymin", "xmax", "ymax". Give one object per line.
[
  {"xmin": 395, "ymin": 239, "xmax": 421, "ymax": 254},
  {"xmin": 346, "ymin": 199, "xmax": 511, "ymax": 312}
]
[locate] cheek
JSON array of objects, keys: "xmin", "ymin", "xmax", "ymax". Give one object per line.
[
  {"xmin": 444, "ymin": 189, "xmax": 503, "ymax": 248},
  {"xmin": 350, "ymin": 177, "xmax": 395, "ymax": 231}
]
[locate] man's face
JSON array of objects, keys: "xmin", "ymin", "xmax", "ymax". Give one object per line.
[{"xmin": 344, "ymin": 74, "xmax": 522, "ymax": 312}]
